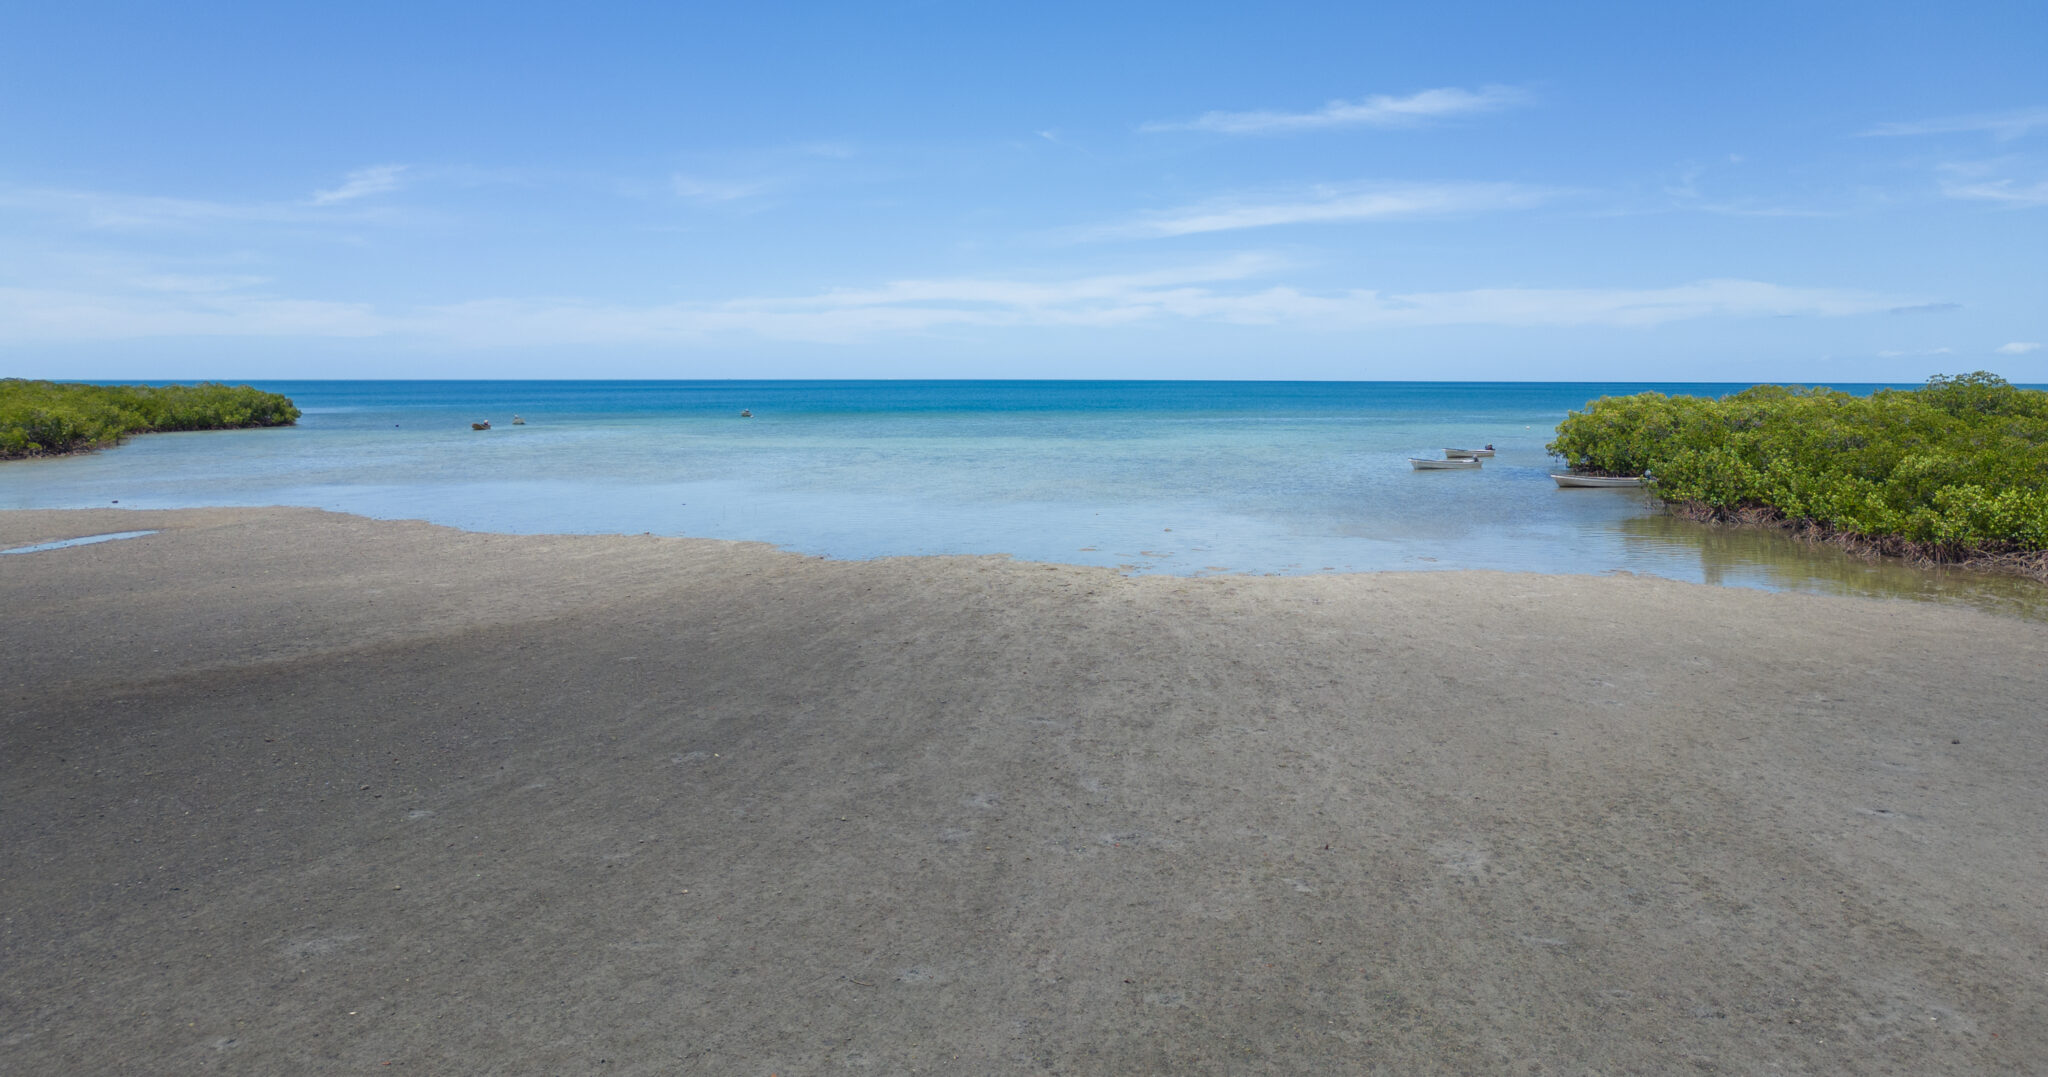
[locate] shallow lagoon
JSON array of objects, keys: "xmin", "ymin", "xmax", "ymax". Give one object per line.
[{"xmin": 4, "ymin": 379, "xmax": 2041, "ymax": 618}]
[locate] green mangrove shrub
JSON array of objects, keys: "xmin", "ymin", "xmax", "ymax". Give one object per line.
[
  {"xmin": 1547, "ymin": 373, "xmax": 2048, "ymax": 555},
  {"xmin": 1, "ymin": 379, "xmax": 300, "ymax": 457}
]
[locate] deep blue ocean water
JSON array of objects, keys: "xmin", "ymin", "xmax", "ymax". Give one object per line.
[{"xmin": 5, "ymin": 380, "xmax": 2042, "ymax": 615}]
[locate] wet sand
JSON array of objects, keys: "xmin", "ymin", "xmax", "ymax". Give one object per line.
[{"xmin": 4, "ymin": 507, "xmax": 2044, "ymax": 1074}]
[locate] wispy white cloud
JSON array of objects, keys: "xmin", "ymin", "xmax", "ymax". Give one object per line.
[
  {"xmin": 1679, "ymin": 201, "xmax": 1842, "ymax": 219},
  {"xmin": 791, "ymin": 140, "xmax": 857, "ymax": 160},
  {"xmin": 1887, "ymin": 302, "xmax": 1961, "ymax": 315},
  {"xmin": 1096, "ymin": 182, "xmax": 1556, "ymax": 239},
  {"xmin": 1245, "ymin": 279, "xmax": 1909, "ymax": 330},
  {"xmin": 309, "ymin": 164, "xmax": 410, "ymax": 205},
  {"xmin": 1997, "ymin": 341, "xmax": 2042, "ymax": 355},
  {"xmin": 379, "ymin": 277, "xmax": 1927, "ymax": 341},
  {"xmin": 0, "ymin": 181, "xmax": 407, "ymax": 232},
  {"xmin": 750, "ymin": 254, "xmax": 1282, "ymax": 311},
  {"xmin": 670, "ymin": 174, "xmax": 772, "ymax": 203},
  {"xmin": 1649, "ymin": 161, "xmax": 1842, "ymax": 218},
  {"xmin": 0, "ymin": 186, "xmax": 302, "ymax": 230},
  {"xmin": 664, "ymin": 142, "xmax": 863, "ymax": 205},
  {"xmin": 1877, "ymin": 347, "xmax": 1954, "ymax": 358},
  {"xmin": 0, "ymin": 264, "xmax": 1919, "ymax": 347},
  {"xmin": 0, "ymin": 285, "xmax": 387, "ymax": 339},
  {"xmin": 1862, "ymin": 106, "xmax": 2048, "ymax": 141},
  {"xmin": 1938, "ymin": 172, "xmax": 2048, "ymax": 206},
  {"xmin": 129, "ymin": 273, "xmax": 272, "ymax": 293},
  {"xmin": 1143, "ymin": 85, "xmax": 1530, "ymax": 135}
]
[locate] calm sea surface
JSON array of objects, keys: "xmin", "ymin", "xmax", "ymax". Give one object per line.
[{"xmin": 5, "ymin": 380, "xmax": 2043, "ymax": 617}]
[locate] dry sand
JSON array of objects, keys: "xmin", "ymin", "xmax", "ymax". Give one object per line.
[{"xmin": 3, "ymin": 507, "xmax": 2044, "ymax": 1075}]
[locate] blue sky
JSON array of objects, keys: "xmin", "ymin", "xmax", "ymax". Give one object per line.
[{"xmin": 2, "ymin": 1, "xmax": 2043, "ymax": 381}]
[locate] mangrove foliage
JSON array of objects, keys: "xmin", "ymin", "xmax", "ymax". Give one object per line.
[
  {"xmin": 1, "ymin": 379, "xmax": 300, "ymax": 458},
  {"xmin": 1548, "ymin": 373, "xmax": 2048, "ymax": 561}
]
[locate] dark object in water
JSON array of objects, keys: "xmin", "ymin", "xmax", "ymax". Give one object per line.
[
  {"xmin": 740, "ymin": 409, "xmax": 753, "ymax": 418},
  {"xmin": 472, "ymin": 421, "xmax": 491, "ymax": 430},
  {"xmin": 512, "ymin": 415, "xmax": 526, "ymax": 425}
]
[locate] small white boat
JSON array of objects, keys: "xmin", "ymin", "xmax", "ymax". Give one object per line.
[
  {"xmin": 1412, "ymin": 457, "xmax": 1481, "ymax": 470},
  {"xmin": 1444, "ymin": 447, "xmax": 1496, "ymax": 458},
  {"xmin": 1551, "ymin": 473, "xmax": 1644, "ymax": 488}
]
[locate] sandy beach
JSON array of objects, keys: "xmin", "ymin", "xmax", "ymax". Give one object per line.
[{"xmin": 4, "ymin": 506, "xmax": 2044, "ymax": 1074}]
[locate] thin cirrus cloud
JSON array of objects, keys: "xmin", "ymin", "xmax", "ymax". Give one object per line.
[
  {"xmin": 1860, "ymin": 106, "xmax": 2048, "ymax": 141},
  {"xmin": 667, "ymin": 142, "xmax": 861, "ymax": 204},
  {"xmin": 1887, "ymin": 302, "xmax": 1963, "ymax": 315},
  {"xmin": 0, "ymin": 266, "xmax": 1917, "ymax": 347},
  {"xmin": 0, "ymin": 185, "xmax": 333, "ymax": 230},
  {"xmin": 1094, "ymin": 182, "xmax": 1557, "ymax": 239},
  {"xmin": 0, "ymin": 176, "xmax": 411, "ymax": 232},
  {"xmin": 670, "ymin": 174, "xmax": 774, "ymax": 203},
  {"xmin": 408, "ymin": 277, "xmax": 1909, "ymax": 340},
  {"xmin": 308, "ymin": 164, "xmax": 410, "ymax": 205},
  {"xmin": 1143, "ymin": 85, "xmax": 1530, "ymax": 135},
  {"xmin": 1936, "ymin": 160, "xmax": 2048, "ymax": 206},
  {"xmin": 1863, "ymin": 116, "xmax": 2048, "ymax": 208},
  {"xmin": 754, "ymin": 254, "xmax": 1285, "ymax": 310},
  {"xmin": 1997, "ymin": 341, "xmax": 2042, "ymax": 355},
  {"xmin": 0, "ymin": 284, "xmax": 387, "ymax": 340},
  {"xmin": 1939, "ymin": 174, "xmax": 2048, "ymax": 207}
]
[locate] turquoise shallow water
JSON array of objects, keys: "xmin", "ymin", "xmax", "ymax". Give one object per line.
[{"xmin": 4, "ymin": 380, "xmax": 2043, "ymax": 617}]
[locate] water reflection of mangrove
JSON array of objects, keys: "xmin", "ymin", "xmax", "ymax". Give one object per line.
[{"xmin": 1617, "ymin": 513, "xmax": 2048, "ymax": 621}]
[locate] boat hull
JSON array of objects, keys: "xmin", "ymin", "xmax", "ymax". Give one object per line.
[
  {"xmin": 1412, "ymin": 457, "xmax": 1481, "ymax": 470},
  {"xmin": 1444, "ymin": 448, "xmax": 1495, "ymax": 458},
  {"xmin": 1551, "ymin": 473, "xmax": 1644, "ymax": 488}
]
